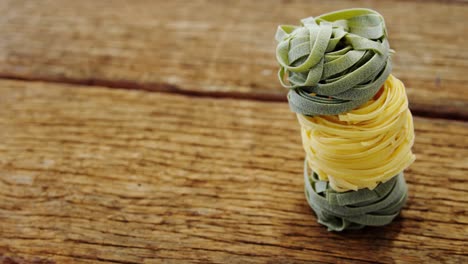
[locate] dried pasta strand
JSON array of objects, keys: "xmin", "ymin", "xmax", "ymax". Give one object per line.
[
  {"xmin": 298, "ymin": 75, "xmax": 415, "ymax": 192},
  {"xmin": 275, "ymin": 8, "xmax": 393, "ymax": 116},
  {"xmin": 304, "ymin": 161, "xmax": 408, "ymax": 231}
]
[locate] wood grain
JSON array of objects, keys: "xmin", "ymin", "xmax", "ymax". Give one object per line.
[
  {"xmin": 0, "ymin": 79, "xmax": 467, "ymax": 263},
  {"xmin": 0, "ymin": 0, "xmax": 467, "ymax": 119}
]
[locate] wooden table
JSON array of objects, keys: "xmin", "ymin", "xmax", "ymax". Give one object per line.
[{"xmin": 0, "ymin": 1, "xmax": 467, "ymax": 263}]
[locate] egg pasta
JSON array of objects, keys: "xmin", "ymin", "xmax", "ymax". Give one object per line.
[
  {"xmin": 298, "ymin": 75, "xmax": 415, "ymax": 192},
  {"xmin": 274, "ymin": 8, "xmax": 415, "ymax": 231}
]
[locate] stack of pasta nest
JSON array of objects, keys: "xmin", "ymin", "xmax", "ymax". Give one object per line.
[{"xmin": 275, "ymin": 8, "xmax": 415, "ymax": 231}]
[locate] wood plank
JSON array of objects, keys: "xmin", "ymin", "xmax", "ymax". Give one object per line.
[
  {"xmin": 0, "ymin": 79, "xmax": 467, "ymax": 263},
  {"xmin": 0, "ymin": 0, "xmax": 467, "ymax": 119}
]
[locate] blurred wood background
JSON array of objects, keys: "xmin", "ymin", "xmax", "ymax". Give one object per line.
[{"xmin": 0, "ymin": 0, "xmax": 467, "ymax": 263}]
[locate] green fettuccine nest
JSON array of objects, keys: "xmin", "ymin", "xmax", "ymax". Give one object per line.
[
  {"xmin": 275, "ymin": 8, "xmax": 393, "ymax": 116},
  {"xmin": 304, "ymin": 161, "xmax": 407, "ymax": 231}
]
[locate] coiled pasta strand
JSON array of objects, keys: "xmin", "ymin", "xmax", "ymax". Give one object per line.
[
  {"xmin": 274, "ymin": 8, "xmax": 415, "ymax": 231},
  {"xmin": 304, "ymin": 161, "xmax": 408, "ymax": 231},
  {"xmin": 298, "ymin": 75, "xmax": 415, "ymax": 192}
]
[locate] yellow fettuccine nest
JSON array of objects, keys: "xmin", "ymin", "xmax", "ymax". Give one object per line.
[{"xmin": 298, "ymin": 75, "xmax": 415, "ymax": 192}]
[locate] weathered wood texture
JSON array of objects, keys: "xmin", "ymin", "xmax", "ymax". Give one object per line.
[
  {"xmin": 0, "ymin": 80, "xmax": 467, "ymax": 263},
  {"xmin": 0, "ymin": 0, "xmax": 467, "ymax": 119}
]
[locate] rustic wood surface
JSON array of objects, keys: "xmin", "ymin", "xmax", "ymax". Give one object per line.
[
  {"xmin": 0, "ymin": 80, "xmax": 467, "ymax": 263},
  {"xmin": 0, "ymin": 0, "xmax": 467, "ymax": 263},
  {"xmin": 0, "ymin": 0, "xmax": 467, "ymax": 119}
]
